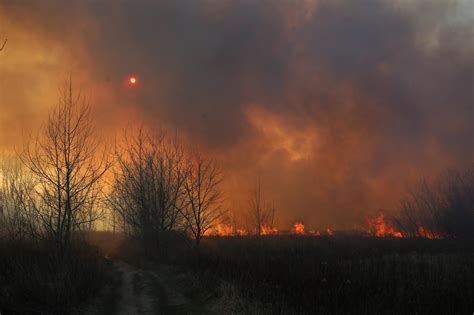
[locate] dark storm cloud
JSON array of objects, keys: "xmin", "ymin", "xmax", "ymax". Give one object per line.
[{"xmin": 1, "ymin": 0, "xmax": 472, "ymax": 228}]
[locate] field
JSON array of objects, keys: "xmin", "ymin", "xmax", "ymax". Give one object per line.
[
  {"xmin": 1, "ymin": 232, "xmax": 474, "ymax": 314},
  {"xmin": 179, "ymin": 235, "xmax": 474, "ymax": 314}
]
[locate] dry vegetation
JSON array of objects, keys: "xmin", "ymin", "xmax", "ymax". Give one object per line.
[
  {"xmin": 0, "ymin": 81, "xmax": 112, "ymax": 314},
  {"xmin": 183, "ymin": 235, "xmax": 474, "ymax": 314},
  {"xmin": 0, "ymin": 238, "xmax": 108, "ymax": 314}
]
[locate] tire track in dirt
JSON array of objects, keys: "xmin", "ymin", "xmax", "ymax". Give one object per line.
[
  {"xmin": 115, "ymin": 261, "xmax": 154, "ymax": 315},
  {"xmin": 115, "ymin": 260, "xmax": 227, "ymax": 314}
]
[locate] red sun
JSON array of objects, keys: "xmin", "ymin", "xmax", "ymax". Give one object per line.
[{"xmin": 129, "ymin": 76, "xmax": 137, "ymax": 84}]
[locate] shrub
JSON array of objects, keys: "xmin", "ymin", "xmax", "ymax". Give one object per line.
[
  {"xmin": 396, "ymin": 167, "xmax": 474, "ymax": 239},
  {"xmin": 0, "ymin": 239, "xmax": 107, "ymax": 314}
]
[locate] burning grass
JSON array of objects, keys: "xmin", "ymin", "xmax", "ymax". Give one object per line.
[
  {"xmin": 197, "ymin": 210, "xmax": 441, "ymax": 241},
  {"xmin": 367, "ymin": 212, "xmax": 403, "ymax": 238}
]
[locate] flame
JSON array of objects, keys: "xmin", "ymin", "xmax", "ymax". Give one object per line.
[
  {"xmin": 236, "ymin": 229, "xmax": 249, "ymax": 236},
  {"xmin": 204, "ymin": 223, "xmax": 234, "ymax": 236},
  {"xmin": 366, "ymin": 212, "xmax": 446, "ymax": 239},
  {"xmin": 204, "ymin": 224, "xmax": 278, "ymax": 236},
  {"xmin": 367, "ymin": 212, "xmax": 402, "ymax": 238},
  {"xmin": 260, "ymin": 224, "xmax": 279, "ymax": 235},
  {"xmin": 417, "ymin": 227, "xmax": 443, "ymax": 239},
  {"xmin": 204, "ymin": 224, "xmax": 279, "ymax": 236},
  {"xmin": 292, "ymin": 222, "xmax": 305, "ymax": 234},
  {"xmin": 202, "ymin": 214, "xmax": 443, "ymax": 239}
]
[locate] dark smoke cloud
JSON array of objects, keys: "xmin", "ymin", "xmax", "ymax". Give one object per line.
[{"xmin": 1, "ymin": 0, "xmax": 472, "ymax": 229}]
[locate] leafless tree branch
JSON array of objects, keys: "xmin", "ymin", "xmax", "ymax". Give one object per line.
[
  {"xmin": 21, "ymin": 79, "xmax": 111, "ymax": 250},
  {"xmin": 0, "ymin": 39, "xmax": 7, "ymax": 51},
  {"xmin": 182, "ymin": 152, "xmax": 223, "ymax": 246},
  {"xmin": 109, "ymin": 127, "xmax": 188, "ymax": 250}
]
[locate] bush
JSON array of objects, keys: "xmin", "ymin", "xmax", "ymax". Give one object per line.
[
  {"xmin": 396, "ymin": 167, "xmax": 474, "ymax": 239},
  {"xmin": 0, "ymin": 239, "xmax": 107, "ymax": 314}
]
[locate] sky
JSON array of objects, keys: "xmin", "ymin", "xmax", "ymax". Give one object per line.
[{"xmin": 0, "ymin": 0, "xmax": 472, "ymax": 230}]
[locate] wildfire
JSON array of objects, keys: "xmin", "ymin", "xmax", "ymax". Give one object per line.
[
  {"xmin": 204, "ymin": 222, "xmax": 328, "ymax": 237},
  {"xmin": 236, "ymin": 229, "xmax": 249, "ymax": 236},
  {"xmin": 292, "ymin": 222, "xmax": 305, "ymax": 234},
  {"xmin": 367, "ymin": 212, "xmax": 402, "ymax": 238},
  {"xmin": 417, "ymin": 227, "xmax": 443, "ymax": 239},
  {"xmin": 260, "ymin": 225, "xmax": 279, "ymax": 235},
  {"xmin": 203, "ymin": 224, "xmax": 279, "ymax": 236},
  {"xmin": 202, "ymin": 213, "xmax": 441, "ymax": 239},
  {"xmin": 204, "ymin": 223, "xmax": 234, "ymax": 236}
]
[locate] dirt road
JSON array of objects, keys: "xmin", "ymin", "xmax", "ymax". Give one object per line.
[
  {"xmin": 112, "ymin": 261, "xmax": 222, "ymax": 314},
  {"xmin": 115, "ymin": 261, "xmax": 154, "ymax": 315}
]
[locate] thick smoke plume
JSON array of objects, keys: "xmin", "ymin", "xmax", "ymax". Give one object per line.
[{"xmin": 0, "ymin": 0, "xmax": 472, "ymax": 229}]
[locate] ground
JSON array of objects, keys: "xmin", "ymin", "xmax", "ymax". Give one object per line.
[
  {"xmin": 82, "ymin": 233, "xmax": 474, "ymax": 314},
  {"xmin": 115, "ymin": 261, "xmax": 154, "ymax": 315},
  {"xmin": 91, "ymin": 260, "xmax": 224, "ymax": 315}
]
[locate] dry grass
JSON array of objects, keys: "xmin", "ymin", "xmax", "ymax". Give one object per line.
[
  {"xmin": 179, "ymin": 235, "xmax": 474, "ymax": 314},
  {"xmin": 0, "ymin": 239, "xmax": 108, "ymax": 314}
]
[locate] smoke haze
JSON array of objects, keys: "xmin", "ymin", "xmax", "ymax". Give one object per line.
[{"xmin": 1, "ymin": 0, "xmax": 472, "ymax": 229}]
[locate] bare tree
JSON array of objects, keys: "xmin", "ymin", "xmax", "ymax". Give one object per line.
[
  {"xmin": 248, "ymin": 178, "xmax": 276, "ymax": 235},
  {"xmin": 22, "ymin": 80, "xmax": 110, "ymax": 249},
  {"xmin": 395, "ymin": 166, "xmax": 474, "ymax": 239},
  {"xmin": 0, "ymin": 38, "xmax": 6, "ymax": 52},
  {"xmin": 438, "ymin": 168, "xmax": 474, "ymax": 239},
  {"xmin": 269, "ymin": 200, "xmax": 277, "ymax": 228},
  {"xmin": 396, "ymin": 180, "xmax": 441, "ymax": 238},
  {"xmin": 182, "ymin": 153, "xmax": 223, "ymax": 246},
  {"xmin": 109, "ymin": 128, "xmax": 188, "ymax": 250},
  {"xmin": 0, "ymin": 156, "xmax": 38, "ymax": 240}
]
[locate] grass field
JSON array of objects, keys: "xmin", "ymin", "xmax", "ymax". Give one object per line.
[
  {"xmin": 3, "ymin": 232, "xmax": 472, "ymax": 314},
  {"xmin": 176, "ymin": 235, "xmax": 474, "ymax": 314}
]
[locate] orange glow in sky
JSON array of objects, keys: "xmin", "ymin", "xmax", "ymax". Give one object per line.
[{"xmin": 129, "ymin": 76, "xmax": 137, "ymax": 84}]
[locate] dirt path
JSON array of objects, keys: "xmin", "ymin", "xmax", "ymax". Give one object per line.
[
  {"xmin": 115, "ymin": 261, "xmax": 154, "ymax": 315},
  {"xmin": 113, "ymin": 261, "xmax": 221, "ymax": 314},
  {"xmin": 143, "ymin": 264, "xmax": 214, "ymax": 314}
]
